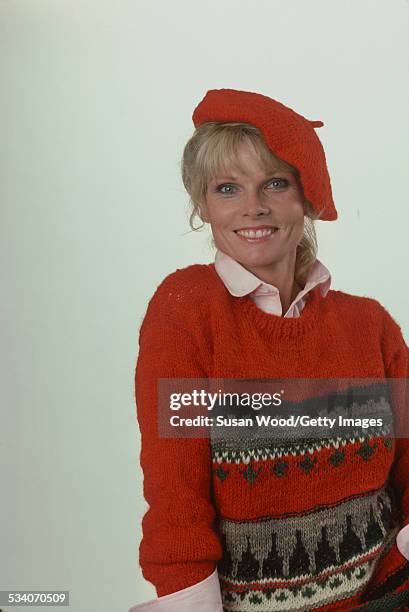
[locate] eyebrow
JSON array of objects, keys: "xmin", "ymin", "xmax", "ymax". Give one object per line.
[{"xmin": 214, "ymin": 172, "xmax": 288, "ymax": 182}]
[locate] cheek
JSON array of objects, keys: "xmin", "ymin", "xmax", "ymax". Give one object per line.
[
  {"xmin": 206, "ymin": 204, "xmax": 231, "ymax": 229},
  {"xmin": 282, "ymin": 208, "xmax": 305, "ymax": 241},
  {"xmin": 283, "ymin": 201, "xmax": 305, "ymax": 225}
]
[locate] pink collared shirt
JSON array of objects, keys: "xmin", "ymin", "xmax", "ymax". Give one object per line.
[
  {"xmin": 130, "ymin": 251, "xmax": 409, "ymax": 611},
  {"xmin": 129, "ymin": 568, "xmax": 222, "ymax": 612},
  {"xmin": 214, "ymin": 249, "xmax": 331, "ymax": 316}
]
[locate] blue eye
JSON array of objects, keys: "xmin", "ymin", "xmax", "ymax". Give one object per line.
[
  {"xmin": 217, "ymin": 184, "xmax": 235, "ymax": 195},
  {"xmin": 216, "ymin": 178, "xmax": 289, "ymax": 195},
  {"xmin": 268, "ymin": 178, "xmax": 289, "ymax": 189}
]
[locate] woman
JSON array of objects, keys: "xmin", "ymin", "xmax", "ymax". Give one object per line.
[{"xmin": 130, "ymin": 89, "xmax": 409, "ymax": 611}]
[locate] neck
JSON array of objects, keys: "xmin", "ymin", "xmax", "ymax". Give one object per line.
[{"xmin": 243, "ymin": 253, "xmax": 302, "ymax": 315}]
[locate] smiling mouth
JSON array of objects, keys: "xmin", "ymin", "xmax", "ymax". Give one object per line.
[{"xmin": 234, "ymin": 227, "xmax": 279, "ymax": 240}]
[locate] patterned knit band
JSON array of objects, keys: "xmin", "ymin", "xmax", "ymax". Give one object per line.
[{"xmin": 192, "ymin": 88, "xmax": 338, "ymax": 222}]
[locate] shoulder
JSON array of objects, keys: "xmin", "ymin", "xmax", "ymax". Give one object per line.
[
  {"xmin": 155, "ymin": 263, "xmax": 218, "ymax": 298},
  {"xmin": 326, "ymin": 288, "xmax": 386, "ymax": 317},
  {"xmin": 140, "ymin": 263, "xmax": 220, "ymax": 324},
  {"xmin": 326, "ymin": 288, "xmax": 406, "ymax": 349},
  {"xmin": 149, "ymin": 263, "xmax": 219, "ymax": 306}
]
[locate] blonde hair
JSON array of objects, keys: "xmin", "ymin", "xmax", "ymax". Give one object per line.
[{"xmin": 180, "ymin": 121, "xmax": 321, "ymax": 286}]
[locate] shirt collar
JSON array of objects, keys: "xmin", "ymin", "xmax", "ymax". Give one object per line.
[{"xmin": 214, "ymin": 249, "xmax": 331, "ymax": 298}]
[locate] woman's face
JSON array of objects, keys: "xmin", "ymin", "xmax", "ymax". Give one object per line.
[{"xmin": 202, "ymin": 141, "xmax": 306, "ymax": 276}]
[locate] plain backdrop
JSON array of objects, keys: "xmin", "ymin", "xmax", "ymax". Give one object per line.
[{"xmin": 1, "ymin": 1, "xmax": 408, "ymax": 611}]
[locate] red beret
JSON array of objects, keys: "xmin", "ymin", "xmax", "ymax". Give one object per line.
[{"xmin": 192, "ymin": 88, "xmax": 337, "ymax": 221}]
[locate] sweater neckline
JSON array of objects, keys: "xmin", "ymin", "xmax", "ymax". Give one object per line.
[
  {"xmin": 241, "ymin": 285, "xmax": 322, "ymax": 335},
  {"xmin": 208, "ymin": 263, "xmax": 324, "ymax": 339}
]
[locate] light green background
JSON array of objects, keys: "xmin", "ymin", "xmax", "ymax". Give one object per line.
[{"xmin": 1, "ymin": 1, "xmax": 408, "ymax": 611}]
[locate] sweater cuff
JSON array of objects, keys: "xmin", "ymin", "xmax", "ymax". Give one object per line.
[
  {"xmin": 397, "ymin": 525, "xmax": 409, "ymax": 561},
  {"xmin": 128, "ymin": 568, "xmax": 223, "ymax": 611}
]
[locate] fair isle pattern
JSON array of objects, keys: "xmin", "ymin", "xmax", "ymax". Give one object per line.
[
  {"xmin": 211, "ymin": 383, "xmax": 393, "ymax": 464},
  {"xmin": 211, "ymin": 382, "xmax": 394, "ymax": 482},
  {"xmin": 218, "ymin": 488, "xmax": 395, "ymax": 580},
  {"xmin": 217, "ymin": 494, "xmax": 399, "ymax": 611},
  {"xmin": 212, "ymin": 429, "xmax": 393, "ymax": 466},
  {"xmin": 219, "ymin": 558, "xmax": 386, "ymax": 612},
  {"xmin": 212, "ymin": 433, "xmax": 393, "ymax": 466},
  {"xmin": 211, "ymin": 382, "xmax": 401, "ymax": 610}
]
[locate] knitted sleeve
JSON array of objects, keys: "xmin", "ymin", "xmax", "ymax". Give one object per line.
[
  {"xmin": 380, "ymin": 307, "xmax": 409, "ymax": 525},
  {"xmin": 385, "ymin": 328, "xmax": 409, "ymax": 534},
  {"xmin": 364, "ymin": 306, "xmax": 409, "ymax": 597},
  {"xmin": 134, "ymin": 278, "xmax": 223, "ymax": 598}
]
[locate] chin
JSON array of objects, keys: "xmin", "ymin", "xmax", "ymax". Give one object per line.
[{"xmin": 238, "ymin": 254, "xmax": 280, "ymax": 268}]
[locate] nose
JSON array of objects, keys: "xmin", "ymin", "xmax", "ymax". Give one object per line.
[{"xmin": 242, "ymin": 191, "xmax": 270, "ymax": 217}]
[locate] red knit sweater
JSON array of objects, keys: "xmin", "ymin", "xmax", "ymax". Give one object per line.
[{"xmin": 134, "ymin": 263, "xmax": 409, "ymax": 611}]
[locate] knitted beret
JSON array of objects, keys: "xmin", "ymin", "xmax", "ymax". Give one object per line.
[{"xmin": 192, "ymin": 88, "xmax": 337, "ymax": 221}]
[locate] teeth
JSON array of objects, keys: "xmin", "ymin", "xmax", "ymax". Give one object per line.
[{"xmin": 236, "ymin": 228, "xmax": 277, "ymax": 238}]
